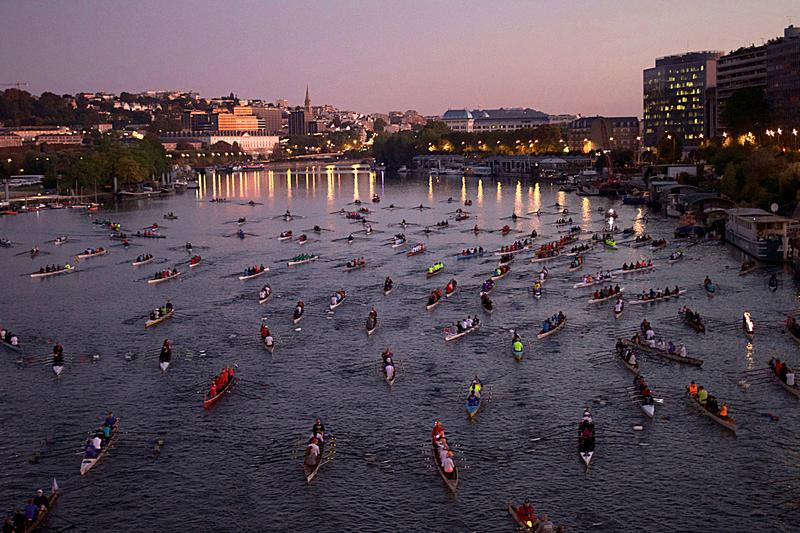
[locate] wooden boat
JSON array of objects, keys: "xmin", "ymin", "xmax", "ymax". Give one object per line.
[
  {"xmin": 304, "ymin": 439, "xmax": 326, "ymax": 483},
  {"xmin": 445, "ymin": 282, "xmax": 457, "ymax": 298},
  {"xmin": 457, "ymin": 251, "xmax": 484, "ymax": 260},
  {"xmin": 618, "ymin": 351, "xmax": 640, "ymax": 375},
  {"xmin": 614, "ymin": 301, "xmax": 624, "ymax": 319},
  {"xmin": 30, "ymin": 266, "xmax": 76, "ymax": 278},
  {"xmin": 573, "ymin": 276, "xmax": 614, "ymax": 289},
  {"xmin": 426, "ymin": 266, "xmax": 444, "ymax": 278},
  {"xmin": 610, "ymin": 265, "xmax": 654, "ymax": 276},
  {"xmin": 537, "ymin": 317, "xmax": 566, "ymax": 339},
  {"xmin": 147, "ymin": 271, "xmax": 180, "ymax": 284},
  {"xmin": 0, "ymin": 336, "xmax": 22, "ymax": 353},
  {"xmin": 258, "ymin": 290, "xmax": 272, "ymax": 304},
  {"xmin": 132, "ymin": 256, "xmax": 154, "ymax": 266},
  {"xmin": 426, "ymin": 295, "xmax": 442, "ymax": 310},
  {"xmin": 23, "ymin": 485, "xmax": 59, "ymax": 531},
  {"xmin": 530, "ymin": 252, "xmax": 559, "ymax": 263},
  {"xmin": 287, "ymin": 255, "xmax": 318, "ymax": 266},
  {"xmin": 739, "ymin": 262, "xmax": 757, "ymax": 276},
  {"xmin": 490, "ymin": 266, "xmax": 510, "ymax": 281},
  {"xmin": 770, "ymin": 367, "xmax": 800, "ymax": 399},
  {"xmin": 622, "ymin": 339, "xmax": 703, "ymax": 366},
  {"xmin": 366, "ymin": 316, "xmax": 378, "ymax": 335},
  {"xmin": 204, "ymin": 377, "xmax": 236, "ymax": 409},
  {"xmin": 329, "ymin": 292, "xmax": 347, "ymax": 310},
  {"xmin": 238, "ymin": 268, "xmax": 268, "ymax": 281},
  {"xmin": 145, "ymin": 310, "xmax": 174, "ymax": 328},
  {"xmin": 686, "ymin": 392, "xmax": 737, "ymax": 434},
  {"xmin": 76, "ymin": 249, "xmax": 108, "ymax": 259},
  {"xmin": 189, "ymin": 258, "xmax": 202, "ymax": 268},
  {"xmin": 80, "ymin": 421, "xmax": 120, "ymax": 475},
  {"xmin": 507, "ymin": 503, "xmax": 536, "ymax": 530},
  {"xmin": 587, "ymin": 288, "xmax": 625, "ymax": 304},
  {"xmin": 391, "ymin": 239, "xmax": 406, "ymax": 248},
  {"xmin": 431, "ymin": 441, "xmax": 459, "ymax": 492},
  {"xmin": 629, "ymin": 289, "xmax": 686, "ymax": 305},
  {"xmin": 680, "ymin": 312, "xmax": 706, "ymax": 333},
  {"xmin": 407, "ymin": 244, "xmax": 426, "ymax": 256},
  {"xmin": 445, "ymin": 324, "xmax": 479, "ymax": 341}
]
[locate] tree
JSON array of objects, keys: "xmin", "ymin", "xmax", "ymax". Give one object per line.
[
  {"xmin": 114, "ymin": 155, "xmax": 146, "ymax": 184},
  {"xmin": 721, "ymin": 87, "xmax": 768, "ymax": 136},
  {"xmin": 657, "ymin": 133, "xmax": 683, "ymax": 163}
]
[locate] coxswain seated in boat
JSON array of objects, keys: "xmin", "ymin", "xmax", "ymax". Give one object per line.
[
  {"xmin": 383, "ymin": 352, "xmax": 395, "ymax": 380},
  {"xmin": 432, "ymin": 422, "xmax": 456, "ymax": 475},
  {"xmin": 516, "ymin": 500, "xmax": 537, "ymax": 527},
  {"xmin": 52, "ymin": 343, "xmax": 64, "ymax": 365},
  {"xmin": 769, "ymin": 358, "xmax": 796, "ymax": 386},
  {"xmin": 384, "ymin": 277, "xmax": 393, "ymax": 291},
  {"xmin": 428, "ymin": 289, "xmax": 442, "ymax": 305},
  {"xmin": 159, "ymin": 340, "xmax": 172, "ymax": 362},
  {"xmin": 260, "ymin": 321, "xmax": 271, "ymax": 339},
  {"xmin": 280, "ymin": 231, "xmax": 292, "ymax": 238},
  {"xmin": 294, "ymin": 301, "xmax": 305, "ymax": 318},
  {"xmin": 469, "ymin": 377, "xmax": 482, "ymax": 399}
]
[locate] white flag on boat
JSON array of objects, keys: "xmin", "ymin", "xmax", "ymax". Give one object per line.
[{"xmin": 52, "ymin": 478, "xmax": 59, "ymax": 492}]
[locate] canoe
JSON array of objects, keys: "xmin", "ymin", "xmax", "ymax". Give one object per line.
[
  {"xmin": 431, "ymin": 442, "xmax": 459, "ymax": 492},
  {"xmin": 573, "ymin": 276, "xmax": 614, "ymax": 289},
  {"xmin": 622, "ymin": 339, "xmax": 703, "ymax": 366},
  {"xmin": 132, "ymin": 257, "xmax": 154, "ymax": 266},
  {"xmin": 287, "ymin": 256, "xmax": 318, "ymax": 266},
  {"xmin": 537, "ymin": 317, "xmax": 566, "ymax": 339},
  {"xmin": 507, "ymin": 503, "xmax": 536, "ymax": 530},
  {"xmin": 204, "ymin": 377, "xmax": 236, "ymax": 409},
  {"xmin": 238, "ymin": 268, "xmax": 268, "ymax": 281},
  {"xmin": 330, "ymin": 293, "xmax": 347, "ymax": 310},
  {"xmin": 770, "ymin": 369, "xmax": 800, "ymax": 399},
  {"xmin": 0, "ymin": 337, "xmax": 22, "ymax": 353},
  {"xmin": 686, "ymin": 392, "xmax": 737, "ymax": 434},
  {"xmin": 30, "ymin": 266, "xmax": 76, "ymax": 278},
  {"xmin": 628, "ymin": 289, "xmax": 686, "ymax": 305},
  {"xmin": 80, "ymin": 421, "xmax": 120, "ymax": 475},
  {"xmin": 530, "ymin": 253, "xmax": 559, "ymax": 263},
  {"xmin": 383, "ymin": 363, "xmax": 396, "ymax": 386},
  {"xmin": 76, "ymin": 249, "xmax": 108, "ymax": 259},
  {"xmin": 426, "ymin": 296, "xmax": 442, "ymax": 310},
  {"xmin": 490, "ymin": 268, "xmax": 510, "ymax": 281},
  {"xmin": 445, "ymin": 324, "xmax": 479, "ymax": 341},
  {"xmin": 145, "ymin": 310, "xmax": 174, "ymax": 328},
  {"xmin": 159, "ymin": 361, "xmax": 170, "ymax": 372},
  {"xmin": 366, "ymin": 317, "xmax": 378, "ymax": 335},
  {"xmin": 466, "ymin": 396, "xmax": 481, "ymax": 418},
  {"xmin": 25, "ymin": 489, "xmax": 59, "ymax": 531},
  {"xmin": 304, "ymin": 439, "xmax": 326, "ymax": 483},
  {"xmin": 587, "ymin": 288, "xmax": 625, "ymax": 304},
  {"xmin": 147, "ymin": 271, "xmax": 180, "ymax": 284},
  {"xmin": 610, "ymin": 265, "xmax": 654, "ymax": 276}
]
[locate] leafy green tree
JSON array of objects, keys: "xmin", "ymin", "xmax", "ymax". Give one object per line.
[{"xmin": 721, "ymin": 87, "xmax": 769, "ymax": 136}]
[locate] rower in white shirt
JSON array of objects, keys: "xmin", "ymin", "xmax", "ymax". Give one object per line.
[{"xmin": 91, "ymin": 435, "xmax": 102, "ymax": 450}]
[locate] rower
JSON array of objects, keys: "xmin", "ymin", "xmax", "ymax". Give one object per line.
[
  {"xmin": 469, "ymin": 376, "xmax": 482, "ymax": 398},
  {"xmin": 312, "ymin": 418, "xmax": 325, "ymax": 442},
  {"xmin": 517, "ymin": 500, "xmax": 537, "ymax": 527},
  {"xmin": 33, "ymin": 488, "xmax": 49, "ymax": 510},
  {"xmin": 697, "ymin": 386, "xmax": 708, "ymax": 405},
  {"xmin": 305, "ymin": 437, "xmax": 320, "ymax": 465},
  {"xmin": 441, "ymin": 450, "xmax": 455, "ymax": 474}
]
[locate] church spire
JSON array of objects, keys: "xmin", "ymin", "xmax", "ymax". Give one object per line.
[{"xmin": 304, "ymin": 85, "xmax": 311, "ymax": 114}]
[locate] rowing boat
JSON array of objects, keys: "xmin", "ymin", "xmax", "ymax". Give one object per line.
[
  {"xmin": 0, "ymin": 337, "xmax": 22, "ymax": 353},
  {"xmin": 238, "ymin": 268, "xmax": 268, "ymax": 281},
  {"xmin": 366, "ymin": 316, "xmax": 378, "ymax": 335},
  {"xmin": 770, "ymin": 367, "xmax": 800, "ymax": 398},
  {"xmin": 431, "ymin": 441, "xmax": 459, "ymax": 492},
  {"xmin": 132, "ymin": 256, "xmax": 154, "ymax": 266},
  {"xmin": 145, "ymin": 310, "xmax": 174, "ymax": 328},
  {"xmin": 259, "ymin": 290, "xmax": 272, "ymax": 304},
  {"xmin": 614, "ymin": 301, "xmax": 624, "ymax": 319},
  {"xmin": 189, "ymin": 258, "xmax": 202, "ymax": 268},
  {"xmin": 204, "ymin": 377, "xmax": 236, "ymax": 409},
  {"xmin": 630, "ymin": 238, "xmax": 652, "ymax": 248},
  {"xmin": 24, "ymin": 486, "xmax": 59, "ymax": 531},
  {"xmin": 641, "ymin": 402, "xmax": 655, "ymax": 418},
  {"xmin": 618, "ymin": 350, "xmax": 640, "ymax": 375},
  {"xmin": 53, "ymin": 362, "xmax": 65, "ymax": 376},
  {"xmin": 293, "ymin": 307, "xmax": 305, "ymax": 324},
  {"xmin": 329, "ymin": 292, "xmax": 347, "ymax": 310},
  {"xmin": 680, "ymin": 311, "xmax": 705, "ymax": 333},
  {"xmin": 466, "ymin": 394, "xmax": 481, "ymax": 418},
  {"xmin": 408, "ymin": 244, "xmax": 426, "ymax": 256},
  {"xmin": 383, "ymin": 362, "xmax": 396, "ymax": 385},
  {"xmin": 610, "ymin": 265, "xmax": 654, "ymax": 276},
  {"xmin": 686, "ymin": 392, "xmax": 737, "ymax": 434},
  {"xmin": 572, "ymin": 276, "xmax": 614, "ymax": 289},
  {"xmin": 76, "ymin": 249, "xmax": 107, "ymax": 259},
  {"xmin": 287, "ymin": 255, "xmax": 318, "ymax": 266},
  {"xmin": 304, "ymin": 438, "xmax": 326, "ymax": 483},
  {"xmin": 530, "ymin": 252, "xmax": 559, "ymax": 263},
  {"xmin": 80, "ymin": 421, "xmax": 120, "ymax": 475},
  {"xmin": 622, "ymin": 339, "xmax": 703, "ymax": 366},
  {"xmin": 30, "ymin": 266, "xmax": 76, "ymax": 278},
  {"xmin": 739, "ymin": 263, "xmax": 757, "ymax": 276},
  {"xmin": 445, "ymin": 281, "xmax": 457, "ymax": 297},
  {"xmin": 278, "ymin": 232, "xmax": 293, "ymax": 241},
  {"xmin": 147, "ymin": 271, "xmax": 180, "ymax": 284},
  {"xmin": 426, "ymin": 265, "xmax": 444, "ymax": 278},
  {"xmin": 384, "ymin": 285, "xmax": 393, "ymax": 296},
  {"xmin": 493, "ymin": 245, "xmax": 531, "ymax": 257},
  {"xmin": 537, "ymin": 317, "xmax": 566, "ymax": 339},
  {"xmin": 54, "ymin": 236, "xmax": 69, "ymax": 245},
  {"xmin": 159, "ymin": 361, "xmax": 170, "ymax": 372},
  {"xmin": 457, "ymin": 251, "xmax": 483, "ymax": 260},
  {"xmin": 507, "ymin": 503, "xmax": 536, "ymax": 530},
  {"xmin": 580, "ymin": 449, "xmax": 594, "ymax": 467},
  {"xmin": 490, "ymin": 266, "xmax": 510, "ymax": 281},
  {"xmin": 668, "ymin": 253, "xmax": 684, "ymax": 263},
  {"xmin": 426, "ymin": 295, "xmax": 442, "ymax": 310},
  {"xmin": 587, "ymin": 288, "xmax": 625, "ymax": 304},
  {"xmin": 445, "ymin": 324, "xmax": 479, "ymax": 341},
  {"xmin": 628, "ymin": 289, "xmax": 686, "ymax": 305}
]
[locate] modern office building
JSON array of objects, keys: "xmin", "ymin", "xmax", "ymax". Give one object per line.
[
  {"xmin": 250, "ymin": 106, "xmax": 283, "ymax": 133},
  {"xmin": 766, "ymin": 25, "xmax": 800, "ymax": 129},
  {"xmin": 643, "ymin": 51, "xmax": 722, "ymax": 150},
  {"xmin": 288, "ymin": 109, "xmax": 309, "ymax": 136},
  {"xmin": 567, "ymin": 116, "xmax": 640, "ymax": 152},
  {"xmin": 715, "ymin": 44, "xmax": 767, "ymax": 135}
]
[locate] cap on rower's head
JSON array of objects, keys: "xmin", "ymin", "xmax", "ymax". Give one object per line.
[{"xmin": 36, "ymin": 489, "xmax": 43, "ymax": 494}]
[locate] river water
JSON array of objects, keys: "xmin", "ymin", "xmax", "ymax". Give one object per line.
[{"xmin": 1, "ymin": 164, "xmax": 798, "ymax": 532}]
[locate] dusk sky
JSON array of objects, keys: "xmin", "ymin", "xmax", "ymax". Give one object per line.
[{"xmin": 1, "ymin": 0, "xmax": 797, "ymax": 117}]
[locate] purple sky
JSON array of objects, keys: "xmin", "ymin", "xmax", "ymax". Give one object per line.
[{"xmin": 1, "ymin": 0, "xmax": 797, "ymax": 117}]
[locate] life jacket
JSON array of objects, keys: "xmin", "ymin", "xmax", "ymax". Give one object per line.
[
  {"xmin": 688, "ymin": 383, "xmax": 698, "ymax": 396},
  {"xmin": 719, "ymin": 405, "xmax": 728, "ymax": 417}
]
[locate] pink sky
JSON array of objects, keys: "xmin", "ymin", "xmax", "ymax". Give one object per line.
[{"xmin": 0, "ymin": 0, "xmax": 797, "ymax": 117}]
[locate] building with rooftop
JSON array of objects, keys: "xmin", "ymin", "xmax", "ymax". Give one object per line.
[
  {"xmin": 643, "ymin": 51, "xmax": 722, "ymax": 150},
  {"xmin": 725, "ymin": 207, "xmax": 799, "ymax": 262},
  {"xmin": 441, "ymin": 108, "xmax": 563, "ymax": 132},
  {"xmin": 567, "ymin": 116, "xmax": 640, "ymax": 152}
]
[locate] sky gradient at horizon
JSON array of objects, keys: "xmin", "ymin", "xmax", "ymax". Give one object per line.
[{"xmin": 0, "ymin": 0, "xmax": 797, "ymax": 117}]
